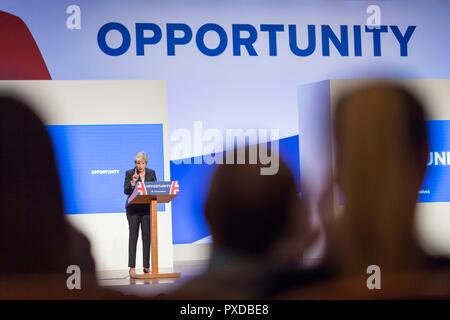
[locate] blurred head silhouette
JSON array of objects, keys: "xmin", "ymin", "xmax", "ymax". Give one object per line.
[
  {"xmin": 0, "ymin": 95, "xmax": 69, "ymax": 274},
  {"xmin": 334, "ymin": 82, "xmax": 429, "ymax": 274},
  {"xmin": 205, "ymin": 146, "xmax": 302, "ymax": 257},
  {"xmin": 171, "ymin": 148, "xmax": 314, "ymax": 299}
]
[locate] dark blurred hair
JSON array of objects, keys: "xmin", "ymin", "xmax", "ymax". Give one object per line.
[
  {"xmin": 0, "ymin": 96, "xmax": 69, "ymax": 273},
  {"xmin": 205, "ymin": 148, "xmax": 298, "ymax": 255}
]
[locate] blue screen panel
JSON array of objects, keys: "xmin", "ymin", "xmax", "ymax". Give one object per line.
[
  {"xmin": 47, "ymin": 124, "xmax": 165, "ymax": 214},
  {"xmin": 419, "ymin": 120, "xmax": 450, "ymax": 202}
]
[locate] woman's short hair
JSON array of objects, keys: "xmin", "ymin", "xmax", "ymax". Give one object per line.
[{"xmin": 134, "ymin": 151, "xmax": 148, "ymax": 164}]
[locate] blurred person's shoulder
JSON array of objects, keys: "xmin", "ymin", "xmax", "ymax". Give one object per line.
[{"xmin": 67, "ymin": 225, "xmax": 96, "ymax": 273}]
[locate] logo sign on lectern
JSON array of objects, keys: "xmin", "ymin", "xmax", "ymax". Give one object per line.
[
  {"xmin": 145, "ymin": 181, "xmax": 180, "ymax": 195},
  {"xmin": 128, "ymin": 181, "xmax": 179, "ymax": 205}
]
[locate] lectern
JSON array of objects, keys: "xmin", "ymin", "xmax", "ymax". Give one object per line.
[{"xmin": 128, "ymin": 181, "xmax": 180, "ymax": 279}]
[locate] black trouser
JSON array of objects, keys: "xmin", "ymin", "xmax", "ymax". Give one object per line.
[{"xmin": 126, "ymin": 213, "xmax": 150, "ymax": 268}]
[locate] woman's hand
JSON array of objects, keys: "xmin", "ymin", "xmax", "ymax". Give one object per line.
[{"xmin": 131, "ymin": 170, "xmax": 139, "ymax": 187}]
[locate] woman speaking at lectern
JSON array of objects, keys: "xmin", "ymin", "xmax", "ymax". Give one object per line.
[{"xmin": 124, "ymin": 151, "xmax": 157, "ymax": 277}]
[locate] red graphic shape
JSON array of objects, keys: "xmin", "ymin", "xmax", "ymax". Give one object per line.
[{"xmin": 0, "ymin": 11, "xmax": 51, "ymax": 80}]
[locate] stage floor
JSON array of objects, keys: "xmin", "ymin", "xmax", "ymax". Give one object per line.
[{"xmin": 96, "ymin": 260, "xmax": 208, "ymax": 298}]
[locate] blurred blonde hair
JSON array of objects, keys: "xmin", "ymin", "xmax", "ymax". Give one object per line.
[
  {"xmin": 134, "ymin": 151, "xmax": 148, "ymax": 164},
  {"xmin": 334, "ymin": 83, "xmax": 429, "ymax": 275}
]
